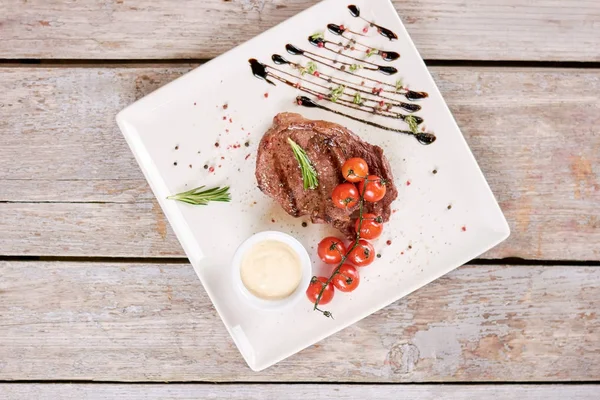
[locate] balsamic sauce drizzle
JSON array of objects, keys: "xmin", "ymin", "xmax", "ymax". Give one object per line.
[
  {"xmin": 326, "ymin": 23, "xmax": 400, "ymax": 61},
  {"xmin": 248, "ymin": 59, "xmax": 435, "ymax": 144},
  {"xmin": 272, "ymin": 54, "xmax": 420, "ymax": 112},
  {"xmin": 280, "ymin": 48, "xmax": 426, "ymax": 101},
  {"xmin": 265, "ymin": 62, "xmax": 423, "ymax": 123},
  {"xmin": 348, "ymin": 5, "xmax": 398, "ymax": 41},
  {"xmin": 286, "ymin": 44, "xmax": 397, "ymax": 75},
  {"xmin": 297, "ymin": 96, "xmax": 435, "ymax": 144}
]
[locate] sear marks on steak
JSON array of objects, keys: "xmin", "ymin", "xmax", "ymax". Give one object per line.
[{"xmin": 256, "ymin": 112, "xmax": 398, "ymax": 239}]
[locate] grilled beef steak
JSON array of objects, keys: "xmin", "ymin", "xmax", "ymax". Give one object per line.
[{"xmin": 256, "ymin": 112, "xmax": 398, "ymax": 238}]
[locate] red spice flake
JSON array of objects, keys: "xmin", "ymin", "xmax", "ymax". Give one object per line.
[
  {"xmin": 381, "ymin": 52, "xmax": 387, "ymax": 59},
  {"xmin": 229, "ymin": 118, "xmax": 233, "ymax": 123},
  {"xmin": 214, "ymin": 142, "xmax": 219, "ymax": 147},
  {"xmin": 218, "ymin": 165, "xmax": 222, "ymax": 168},
  {"xmin": 401, "ymin": 251, "xmax": 405, "ymax": 255},
  {"xmin": 222, "ymin": 116, "xmax": 226, "ymax": 120},
  {"xmin": 220, "ymin": 156, "xmax": 225, "ymax": 160},
  {"xmin": 264, "ymin": 92, "xmax": 269, "ymax": 98},
  {"xmin": 365, "ymin": 48, "xmax": 371, "ymax": 54},
  {"xmin": 245, "ymin": 153, "xmax": 251, "ymax": 160},
  {"xmin": 392, "ymin": 209, "xmax": 397, "ymax": 214},
  {"xmin": 313, "ymin": 71, "xmax": 320, "ymax": 77},
  {"xmin": 225, "ymin": 129, "xmax": 229, "ymax": 133},
  {"xmin": 339, "ymin": 24, "xmax": 346, "ymax": 31},
  {"xmin": 317, "ymin": 94, "xmax": 324, "ymax": 100},
  {"xmin": 317, "ymin": 42, "xmax": 324, "ymax": 48},
  {"xmin": 193, "ymin": 102, "xmax": 196, "ymax": 106},
  {"xmin": 271, "ymin": 218, "xmax": 276, "ymax": 223},
  {"xmin": 209, "ymin": 166, "xmax": 215, "ymax": 173},
  {"xmin": 189, "ymin": 164, "xmax": 192, "ymax": 168},
  {"xmin": 350, "ymin": 46, "xmax": 355, "ymax": 51},
  {"xmin": 242, "ymin": 127, "xmax": 244, "ymax": 130},
  {"xmin": 386, "ymin": 240, "xmax": 392, "ymax": 246},
  {"xmin": 406, "ymin": 180, "xmax": 411, "ymax": 186},
  {"xmin": 379, "ymin": 100, "xmax": 385, "ymax": 107},
  {"xmin": 421, "ymin": 126, "xmax": 426, "ymax": 132},
  {"xmin": 363, "ymin": 26, "xmax": 369, "ymax": 33},
  {"xmin": 297, "ymin": 98, "xmax": 303, "ymax": 105},
  {"xmin": 294, "ymin": 82, "xmax": 302, "ymax": 89},
  {"xmin": 222, "ymin": 103, "xmax": 228, "ymax": 110},
  {"xmin": 361, "ymin": 81, "xmax": 365, "ymax": 86},
  {"xmin": 462, "ymin": 226, "xmax": 467, "ymax": 232}
]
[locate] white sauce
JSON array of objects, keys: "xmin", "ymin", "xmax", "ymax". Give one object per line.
[{"xmin": 240, "ymin": 240, "xmax": 302, "ymax": 300}]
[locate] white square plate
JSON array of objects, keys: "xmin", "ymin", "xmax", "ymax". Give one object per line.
[{"xmin": 116, "ymin": 0, "xmax": 509, "ymax": 371}]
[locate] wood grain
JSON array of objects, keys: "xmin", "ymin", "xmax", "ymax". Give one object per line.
[
  {"xmin": 1, "ymin": 384, "xmax": 598, "ymax": 399},
  {"xmin": 1, "ymin": 66, "xmax": 599, "ymax": 259},
  {"xmin": 1, "ymin": 0, "xmax": 599, "ymax": 61},
  {"xmin": 0, "ymin": 261, "xmax": 598, "ymax": 381}
]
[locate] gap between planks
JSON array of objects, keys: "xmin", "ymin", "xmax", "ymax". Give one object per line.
[
  {"xmin": 1, "ymin": 59, "xmax": 600, "ymax": 69},
  {"xmin": 0, "ymin": 256, "xmax": 599, "ymax": 267}
]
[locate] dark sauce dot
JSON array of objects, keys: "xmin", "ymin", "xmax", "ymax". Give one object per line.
[
  {"xmin": 386, "ymin": 240, "xmax": 392, "ymax": 246},
  {"xmin": 222, "ymin": 104, "xmax": 228, "ymax": 110},
  {"xmin": 408, "ymin": 245, "xmax": 413, "ymax": 250},
  {"xmin": 189, "ymin": 164, "xmax": 192, "ymax": 168},
  {"xmin": 215, "ymin": 142, "xmax": 219, "ymax": 147},
  {"xmin": 173, "ymin": 161, "xmax": 177, "ymax": 166},
  {"xmin": 301, "ymin": 222, "xmax": 308, "ymax": 227},
  {"xmin": 204, "ymin": 164, "xmax": 208, "ymax": 169},
  {"xmin": 433, "ymin": 169, "xmax": 438, "ymax": 174},
  {"xmin": 376, "ymin": 253, "xmax": 381, "ymax": 258},
  {"xmin": 244, "ymin": 141, "xmax": 250, "ymax": 147},
  {"xmin": 447, "ymin": 204, "xmax": 452, "ymax": 210},
  {"xmin": 174, "ymin": 145, "xmax": 179, "ymax": 150}
]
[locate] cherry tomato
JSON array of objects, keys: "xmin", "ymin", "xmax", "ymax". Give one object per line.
[
  {"xmin": 355, "ymin": 213, "xmax": 383, "ymax": 240},
  {"xmin": 306, "ymin": 276, "xmax": 335, "ymax": 305},
  {"xmin": 348, "ymin": 239, "xmax": 375, "ymax": 267},
  {"xmin": 317, "ymin": 236, "xmax": 347, "ymax": 264},
  {"xmin": 357, "ymin": 175, "xmax": 387, "ymax": 202},
  {"xmin": 332, "ymin": 183, "xmax": 359, "ymax": 209},
  {"xmin": 332, "ymin": 264, "xmax": 360, "ymax": 292},
  {"xmin": 341, "ymin": 157, "xmax": 369, "ymax": 183}
]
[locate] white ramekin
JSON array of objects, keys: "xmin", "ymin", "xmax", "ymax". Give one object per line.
[{"xmin": 232, "ymin": 231, "xmax": 312, "ymax": 311}]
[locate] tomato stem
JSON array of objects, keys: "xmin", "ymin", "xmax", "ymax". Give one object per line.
[{"xmin": 313, "ymin": 176, "xmax": 368, "ymax": 316}]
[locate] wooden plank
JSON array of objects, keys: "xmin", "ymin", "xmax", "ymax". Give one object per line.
[
  {"xmin": 0, "ymin": 261, "xmax": 598, "ymax": 381},
  {"xmin": 1, "ymin": 384, "xmax": 598, "ymax": 399},
  {"xmin": 1, "ymin": 66, "xmax": 599, "ymax": 259},
  {"xmin": 1, "ymin": 0, "xmax": 599, "ymax": 61}
]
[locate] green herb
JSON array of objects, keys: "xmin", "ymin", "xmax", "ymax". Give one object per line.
[
  {"xmin": 167, "ymin": 185, "xmax": 231, "ymax": 206},
  {"xmin": 310, "ymin": 32, "xmax": 324, "ymax": 40},
  {"xmin": 349, "ymin": 64, "xmax": 363, "ymax": 72},
  {"xmin": 288, "ymin": 138, "xmax": 318, "ymax": 190},
  {"xmin": 395, "ymin": 78, "xmax": 404, "ymax": 91},
  {"xmin": 366, "ymin": 48, "xmax": 377, "ymax": 57},
  {"xmin": 353, "ymin": 92, "xmax": 363, "ymax": 105},
  {"xmin": 404, "ymin": 115, "xmax": 419, "ymax": 134},
  {"xmin": 329, "ymin": 85, "xmax": 346, "ymax": 102},
  {"xmin": 300, "ymin": 61, "xmax": 318, "ymax": 75}
]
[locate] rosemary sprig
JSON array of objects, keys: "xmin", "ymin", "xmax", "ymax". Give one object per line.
[
  {"xmin": 329, "ymin": 85, "xmax": 346, "ymax": 102},
  {"xmin": 310, "ymin": 32, "xmax": 324, "ymax": 40},
  {"xmin": 288, "ymin": 138, "xmax": 318, "ymax": 190},
  {"xmin": 405, "ymin": 115, "xmax": 419, "ymax": 134},
  {"xmin": 395, "ymin": 78, "xmax": 404, "ymax": 91},
  {"xmin": 167, "ymin": 185, "xmax": 231, "ymax": 205}
]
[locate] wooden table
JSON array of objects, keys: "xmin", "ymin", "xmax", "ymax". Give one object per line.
[{"xmin": 1, "ymin": 1, "xmax": 599, "ymax": 398}]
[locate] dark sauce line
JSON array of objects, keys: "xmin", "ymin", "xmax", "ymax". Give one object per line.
[
  {"xmin": 309, "ymin": 36, "xmax": 386, "ymax": 68},
  {"xmin": 278, "ymin": 50, "xmax": 426, "ymax": 101},
  {"xmin": 348, "ymin": 5, "xmax": 398, "ymax": 41},
  {"xmin": 327, "ymin": 23, "xmax": 400, "ymax": 61},
  {"xmin": 286, "ymin": 44, "xmax": 397, "ymax": 75},
  {"xmin": 272, "ymin": 54, "xmax": 420, "ymax": 112},
  {"xmin": 297, "ymin": 96, "xmax": 435, "ymax": 145},
  {"xmin": 264, "ymin": 63, "xmax": 423, "ymax": 124}
]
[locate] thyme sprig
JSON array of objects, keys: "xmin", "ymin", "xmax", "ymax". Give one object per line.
[
  {"xmin": 404, "ymin": 115, "xmax": 419, "ymax": 134},
  {"xmin": 329, "ymin": 85, "xmax": 346, "ymax": 102}
]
